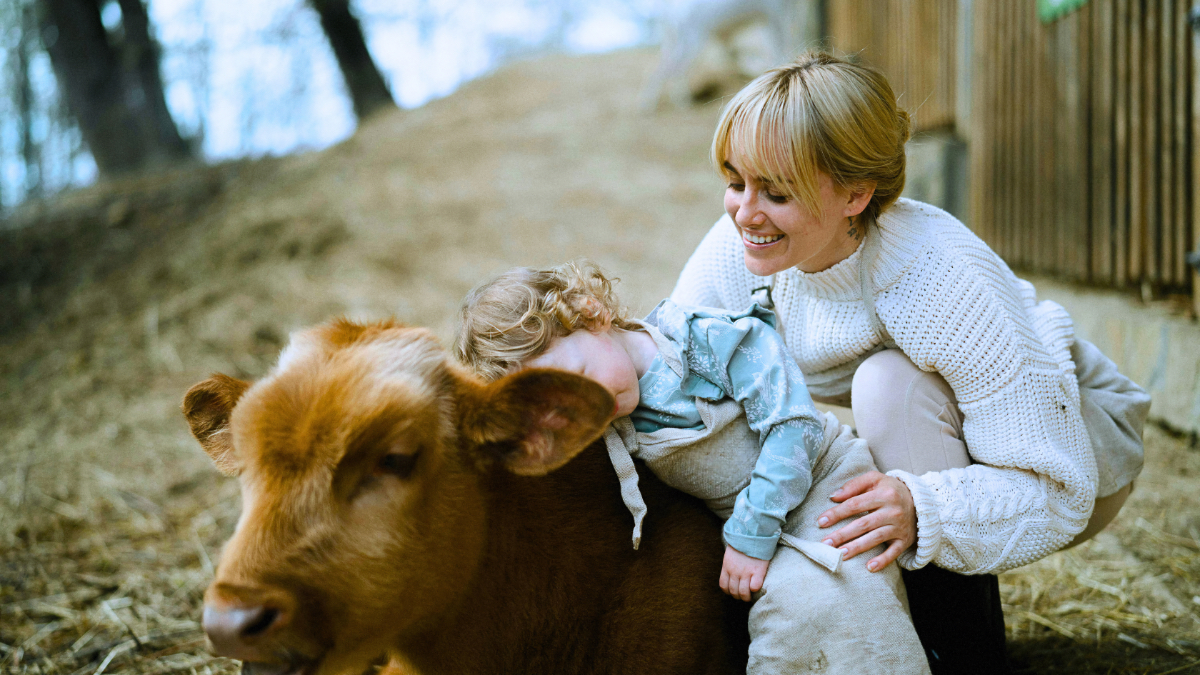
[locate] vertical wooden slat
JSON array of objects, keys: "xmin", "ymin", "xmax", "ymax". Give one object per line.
[
  {"xmin": 1007, "ymin": 0, "xmax": 1021, "ymax": 263},
  {"xmin": 1016, "ymin": 1, "xmax": 1029, "ymax": 266},
  {"xmin": 970, "ymin": 0, "xmax": 991, "ymax": 241},
  {"xmin": 983, "ymin": 0, "xmax": 996, "ymax": 242},
  {"xmin": 892, "ymin": 0, "xmax": 902, "ymax": 118},
  {"xmin": 1116, "ymin": 0, "xmax": 1131, "ymax": 285},
  {"xmin": 1077, "ymin": 8, "xmax": 1093, "ymax": 280},
  {"xmin": 1162, "ymin": 0, "xmax": 1176, "ymax": 286},
  {"xmin": 932, "ymin": 0, "xmax": 939, "ymax": 123},
  {"xmin": 983, "ymin": 0, "xmax": 996, "ymax": 245},
  {"xmin": 1042, "ymin": 6, "xmax": 1055, "ymax": 271},
  {"xmin": 987, "ymin": 0, "xmax": 1000, "ymax": 250},
  {"xmin": 1066, "ymin": 15, "xmax": 1080, "ymax": 277},
  {"xmin": 1051, "ymin": 17, "xmax": 1066, "ymax": 275},
  {"xmin": 993, "ymin": 0, "xmax": 1003, "ymax": 247},
  {"xmin": 1092, "ymin": 0, "xmax": 1115, "ymax": 284},
  {"xmin": 1193, "ymin": 0, "xmax": 1200, "ymax": 314},
  {"xmin": 1013, "ymin": 0, "xmax": 1023, "ymax": 262},
  {"xmin": 1177, "ymin": 0, "xmax": 1192, "ymax": 287},
  {"xmin": 1065, "ymin": 16, "xmax": 1075, "ymax": 276},
  {"xmin": 1052, "ymin": 12, "xmax": 1063, "ymax": 274},
  {"xmin": 918, "ymin": 0, "xmax": 929, "ymax": 124},
  {"xmin": 1022, "ymin": 1, "xmax": 1033, "ymax": 268},
  {"xmin": 1035, "ymin": 4, "xmax": 1051, "ymax": 271},
  {"xmin": 940, "ymin": 0, "xmax": 949, "ymax": 126},
  {"xmin": 894, "ymin": 0, "xmax": 905, "ymax": 117},
  {"xmin": 916, "ymin": 0, "xmax": 924, "ymax": 120},
  {"xmin": 1130, "ymin": 2, "xmax": 1145, "ymax": 282},
  {"xmin": 940, "ymin": 0, "xmax": 950, "ymax": 126},
  {"xmin": 1173, "ymin": 0, "xmax": 1186, "ymax": 284},
  {"xmin": 1145, "ymin": 0, "xmax": 1162, "ymax": 286},
  {"xmin": 1062, "ymin": 11, "xmax": 1079, "ymax": 278},
  {"xmin": 998, "ymin": 0, "xmax": 1013, "ymax": 260},
  {"xmin": 944, "ymin": 0, "xmax": 955, "ymax": 127},
  {"xmin": 1021, "ymin": 2, "xmax": 1032, "ymax": 267}
]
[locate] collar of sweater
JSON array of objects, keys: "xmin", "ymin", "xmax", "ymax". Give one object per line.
[{"xmin": 783, "ymin": 198, "xmax": 932, "ymax": 302}]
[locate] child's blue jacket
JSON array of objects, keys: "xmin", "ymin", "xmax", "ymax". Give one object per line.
[{"xmin": 632, "ymin": 299, "xmax": 825, "ymax": 560}]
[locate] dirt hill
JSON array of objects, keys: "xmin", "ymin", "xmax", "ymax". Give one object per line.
[{"xmin": 1, "ymin": 48, "xmax": 1197, "ymax": 674}]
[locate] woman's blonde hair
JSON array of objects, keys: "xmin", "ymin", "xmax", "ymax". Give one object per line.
[
  {"xmin": 712, "ymin": 50, "xmax": 911, "ymax": 227},
  {"xmin": 454, "ymin": 261, "xmax": 638, "ymax": 381}
]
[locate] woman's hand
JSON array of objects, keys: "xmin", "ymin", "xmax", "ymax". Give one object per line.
[
  {"xmin": 719, "ymin": 546, "xmax": 769, "ymax": 601},
  {"xmin": 816, "ymin": 471, "xmax": 916, "ymax": 572}
]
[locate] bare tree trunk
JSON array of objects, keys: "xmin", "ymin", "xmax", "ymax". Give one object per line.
[
  {"xmin": 309, "ymin": 0, "xmax": 396, "ymax": 120},
  {"xmin": 38, "ymin": 0, "xmax": 190, "ymax": 176},
  {"xmin": 39, "ymin": 0, "xmax": 147, "ymax": 174},
  {"xmin": 115, "ymin": 0, "xmax": 190, "ymax": 159},
  {"xmin": 18, "ymin": 2, "xmax": 42, "ymax": 198}
]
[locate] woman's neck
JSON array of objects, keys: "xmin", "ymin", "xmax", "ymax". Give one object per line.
[{"xmin": 796, "ymin": 219, "xmax": 866, "ymax": 274}]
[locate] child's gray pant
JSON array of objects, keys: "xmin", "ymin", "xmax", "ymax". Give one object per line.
[{"xmin": 746, "ymin": 421, "xmax": 931, "ymax": 675}]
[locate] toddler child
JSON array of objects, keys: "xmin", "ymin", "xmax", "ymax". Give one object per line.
[
  {"xmin": 459, "ymin": 260, "xmax": 820, "ymax": 596},
  {"xmin": 455, "ymin": 261, "xmax": 930, "ymax": 674}
]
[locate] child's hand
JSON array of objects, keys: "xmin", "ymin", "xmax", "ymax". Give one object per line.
[{"xmin": 719, "ymin": 546, "xmax": 769, "ymax": 601}]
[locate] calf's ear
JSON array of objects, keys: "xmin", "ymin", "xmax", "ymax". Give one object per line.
[
  {"xmin": 460, "ymin": 369, "xmax": 615, "ymax": 476},
  {"xmin": 182, "ymin": 373, "xmax": 251, "ymax": 476}
]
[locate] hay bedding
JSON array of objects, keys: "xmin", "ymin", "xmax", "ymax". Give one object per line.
[
  {"xmin": 1000, "ymin": 423, "xmax": 1200, "ymax": 673},
  {"xmin": 1, "ymin": 49, "xmax": 1197, "ymax": 674}
]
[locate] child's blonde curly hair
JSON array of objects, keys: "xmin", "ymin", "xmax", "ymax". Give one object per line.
[{"xmin": 454, "ymin": 260, "xmax": 639, "ymax": 381}]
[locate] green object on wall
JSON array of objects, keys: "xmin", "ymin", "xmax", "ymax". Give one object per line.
[{"xmin": 1038, "ymin": 0, "xmax": 1089, "ymax": 22}]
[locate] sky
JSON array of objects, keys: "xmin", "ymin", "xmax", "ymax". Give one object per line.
[{"xmin": 1, "ymin": 0, "xmax": 660, "ymax": 209}]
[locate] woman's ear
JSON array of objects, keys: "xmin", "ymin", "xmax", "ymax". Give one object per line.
[{"xmin": 844, "ymin": 182, "xmax": 877, "ymax": 219}]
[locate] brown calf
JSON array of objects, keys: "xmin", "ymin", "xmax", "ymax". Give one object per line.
[{"xmin": 183, "ymin": 319, "xmax": 748, "ymax": 675}]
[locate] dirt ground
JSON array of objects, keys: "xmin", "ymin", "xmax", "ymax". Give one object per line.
[{"xmin": 1, "ymin": 48, "xmax": 1197, "ymax": 674}]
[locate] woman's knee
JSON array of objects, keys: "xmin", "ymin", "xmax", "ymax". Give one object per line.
[
  {"xmin": 852, "ymin": 350, "xmax": 970, "ymax": 475},
  {"xmin": 852, "ymin": 350, "xmax": 927, "ymax": 433}
]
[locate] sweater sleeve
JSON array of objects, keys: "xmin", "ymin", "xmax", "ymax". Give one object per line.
[
  {"xmin": 681, "ymin": 314, "xmax": 823, "ymax": 561},
  {"xmin": 882, "ymin": 242, "xmax": 1098, "ymax": 575}
]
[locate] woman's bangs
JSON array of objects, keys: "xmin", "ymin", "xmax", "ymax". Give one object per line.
[{"xmin": 726, "ymin": 100, "xmax": 789, "ymax": 186}]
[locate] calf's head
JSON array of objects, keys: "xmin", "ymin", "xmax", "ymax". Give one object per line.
[{"xmin": 182, "ymin": 319, "xmax": 613, "ymax": 675}]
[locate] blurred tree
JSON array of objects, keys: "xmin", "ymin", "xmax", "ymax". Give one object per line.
[
  {"xmin": 38, "ymin": 0, "xmax": 191, "ymax": 176},
  {"xmin": 17, "ymin": 1, "xmax": 42, "ymax": 198},
  {"xmin": 308, "ymin": 0, "xmax": 396, "ymax": 120}
]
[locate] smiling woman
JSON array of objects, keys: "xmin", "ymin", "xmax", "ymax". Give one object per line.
[
  {"xmin": 671, "ymin": 50, "xmax": 1149, "ymax": 675},
  {"xmin": 711, "ymin": 51, "xmax": 909, "ymax": 277}
]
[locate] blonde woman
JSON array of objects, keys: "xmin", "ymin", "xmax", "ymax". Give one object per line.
[{"xmin": 672, "ymin": 51, "xmax": 1149, "ymax": 674}]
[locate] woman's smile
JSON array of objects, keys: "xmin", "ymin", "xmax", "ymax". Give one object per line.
[{"xmin": 743, "ymin": 232, "xmax": 785, "ymax": 246}]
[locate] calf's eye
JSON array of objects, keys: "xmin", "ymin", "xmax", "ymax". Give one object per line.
[{"xmin": 376, "ymin": 452, "xmax": 419, "ymax": 479}]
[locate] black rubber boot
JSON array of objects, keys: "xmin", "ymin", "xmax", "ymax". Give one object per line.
[{"xmin": 901, "ymin": 565, "xmax": 1011, "ymax": 675}]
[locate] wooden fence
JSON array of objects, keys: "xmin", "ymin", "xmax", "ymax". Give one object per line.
[
  {"xmin": 970, "ymin": 0, "xmax": 1195, "ymax": 294},
  {"xmin": 827, "ymin": 0, "xmax": 1198, "ymax": 300},
  {"xmin": 826, "ymin": 0, "xmax": 961, "ymax": 133}
]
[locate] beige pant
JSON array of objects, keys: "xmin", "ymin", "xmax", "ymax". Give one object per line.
[
  {"xmin": 850, "ymin": 349, "xmax": 1130, "ymax": 550},
  {"xmin": 747, "ymin": 418, "xmax": 930, "ymax": 675}
]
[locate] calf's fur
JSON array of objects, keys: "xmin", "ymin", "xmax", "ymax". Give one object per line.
[{"xmin": 184, "ymin": 319, "xmax": 748, "ymax": 675}]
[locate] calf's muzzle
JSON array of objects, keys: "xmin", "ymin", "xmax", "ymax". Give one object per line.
[
  {"xmin": 203, "ymin": 605, "xmax": 281, "ymax": 658},
  {"xmin": 203, "ymin": 583, "xmax": 298, "ymax": 663}
]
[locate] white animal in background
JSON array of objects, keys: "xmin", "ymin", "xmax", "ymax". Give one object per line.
[{"xmin": 639, "ymin": 0, "xmax": 817, "ymax": 111}]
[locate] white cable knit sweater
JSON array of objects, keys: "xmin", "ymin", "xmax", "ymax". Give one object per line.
[{"xmin": 670, "ymin": 198, "xmax": 1099, "ymax": 575}]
